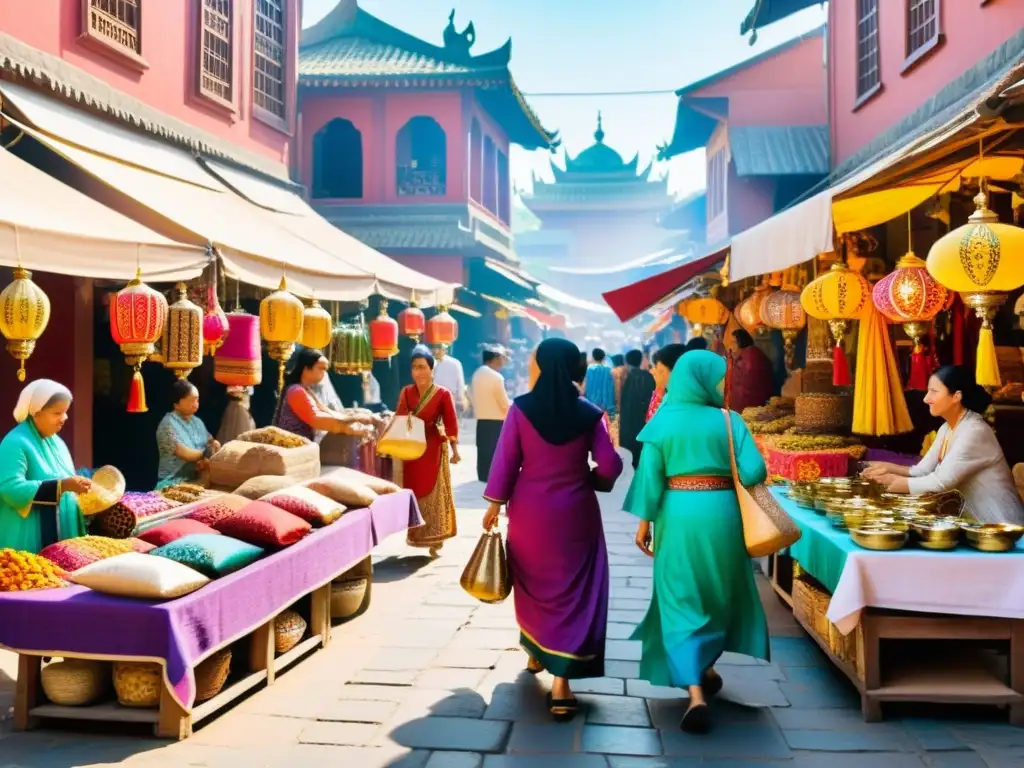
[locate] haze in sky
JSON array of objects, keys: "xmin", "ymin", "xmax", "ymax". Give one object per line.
[{"xmin": 301, "ymin": 0, "xmax": 826, "ymax": 201}]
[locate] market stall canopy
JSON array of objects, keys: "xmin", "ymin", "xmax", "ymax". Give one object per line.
[
  {"xmin": 535, "ymin": 282, "xmax": 614, "ymax": 315},
  {"xmin": 645, "ymin": 308, "xmax": 674, "ymax": 335},
  {"xmin": 0, "ymin": 146, "xmax": 207, "ymax": 281},
  {"xmin": 479, "ymin": 293, "xmax": 567, "ymax": 331}
]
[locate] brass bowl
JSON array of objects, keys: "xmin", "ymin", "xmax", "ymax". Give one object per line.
[
  {"xmin": 850, "ymin": 526, "xmax": 909, "ymax": 551},
  {"xmin": 959, "ymin": 523, "xmax": 1024, "ymax": 553},
  {"xmin": 815, "ymin": 485, "xmax": 854, "ymax": 512},
  {"xmin": 910, "ymin": 520, "xmax": 961, "ymax": 551},
  {"xmin": 787, "ymin": 482, "xmax": 817, "ymax": 509}
]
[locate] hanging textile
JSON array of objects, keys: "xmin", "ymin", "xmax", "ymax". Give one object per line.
[{"xmin": 852, "ymin": 305, "xmax": 913, "ymax": 436}]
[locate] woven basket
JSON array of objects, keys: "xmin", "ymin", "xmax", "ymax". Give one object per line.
[
  {"xmin": 90, "ymin": 503, "xmax": 138, "ymax": 539},
  {"xmin": 330, "ymin": 577, "xmax": 368, "ymax": 619},
  {"xmin": 40, "ymin": 659, "xmax": 108, "ymax": 706},
  {"xmin": 793, "ymin": 575, "xmax": 832, "ymax": 642},
  {"xmin": 112, "ymin": 661, "xmax": 162, "ymax": 708},
  {"xmin": 194, "ymin": 648, "xmax": 232, "ymax": 702},
  {"xmin": 274, "ymin": 610, "xmax": 307, "ymax": 654}
]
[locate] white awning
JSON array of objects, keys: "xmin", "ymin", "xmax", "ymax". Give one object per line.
[{"xmin": 535, "ymin": 282, "xmax": 614, "ymax": 315}]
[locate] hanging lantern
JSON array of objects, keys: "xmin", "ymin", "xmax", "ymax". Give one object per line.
[
  {"xmin": 203, "ymin": 277, "xmax": 229, "ymax": 357},
  {"xmin": 161, "ymin": 283, "xmax": 203, "ymax": 380},
  {"xmin": 676, "ymin": 296, "xmax": 694, "ymax": 318},
  {"xmin": 215, "ymin": 309, "xmax": 262, "ymax": 387},
  {"xmin": 369, "ymin": 299, "xmax": 399, "ymax": 360},
  {"xmin": 683, "ymin": 296, "xmax": 730, "ymax": 327},
  {"xmin": 743, "ymin": 282, "xmax": 774, "ymax": 336},
  {"xmin": 259, "ymin": 276, "xmax": 304, "ymax": 392},
  {"xmin": 0, "ymin": 267, "xmax": 51, "ymax": 382},
  {"xmin": 760, "ymin": 285, "xmax": 806, "ymax": 371},
  {"xmin": 110, "ymin": 268, "xmax": 168, "ymax": 413},
  {"xmin": 425, "ymin": 305, "xmax": 458, "ymax": 346},
  {"xmin": 300, "ymin": 298, "xmax": 332, "ymax": 351},
  {"xmin": 398, "ymin": 300, "xmax": 426, "ymax": 342},
  {"xmin": 800, "ymin": 263, "xmax": 870, "ymax": 386},
  {"xmin": 329, "ymin": 318, "xmax": 373, "ymax": 375}
]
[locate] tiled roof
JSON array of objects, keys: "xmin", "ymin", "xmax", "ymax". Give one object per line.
[
  {"xmin": 729, "ymin": 125, "xmax": 829, "ymax": 177},
  {"xmin": 336, "ymin": 223, "xmax": 476, "ymax": 251},
  {"xmin": 299, "ymin": 36, "xmax": 489, "ymax": 80}
]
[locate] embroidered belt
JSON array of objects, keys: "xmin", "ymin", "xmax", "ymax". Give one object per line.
[{"xmin": 667, "ymin": 475, "xmax": 733, "ymax": 491}]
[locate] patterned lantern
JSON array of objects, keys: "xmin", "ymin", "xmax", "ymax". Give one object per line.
[
  {"xmin": 0, "ymin": 267, "xmax": 51, "ymax": 382},
  {"xmin": 927, "ymin": 188, "xmax": 1024, "ymax": 388},
  {"xmin": 760, "ymin": 285, "xmax": 806, "ymax": 370},
  {"xmin": 110, "ymin": 268, "xmax": 168, "ymax": 413},
  {"xmin": 161, "ymin": 283, "xmax": 203, "ymax": 380},
  {"xmin": 203, "ymin": 280, "xmax": 229, "ymax": 357},
  {"xmin": 369, "ymin": 299, "xmax": 400, "ymax": 360},
  {"xmin": 741, "ymin": 282, "xmax": 774, "ymax": 336},
  {"xmin": 259, "ymin": 276, "xmax": 304, "ymax": 392},
  {"xmin": 425, "ymin": 305, "xmax": 458, "ymax": 346},
  {"xmin": 214, "ymin": 310, "xmax": 262, "ymax": 387},
  {"xmin": 300, "ymin": 298, "xmax": 332, "ymax": 351},
  {"xmin": 398, "ymin": 300, "xmax": 426, "ymax": 342},
  {"xmin": 800, "ymin": 263, "xmax": 871, "ymax": 386},
  {"xmin": 683, "ymin": 297, "xmax": 730, "ymax": 327}
]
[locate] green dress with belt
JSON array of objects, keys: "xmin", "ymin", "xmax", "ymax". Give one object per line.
[{"xmin": 624, "ymin": 351, "xmax": 769, "ymax": 688}]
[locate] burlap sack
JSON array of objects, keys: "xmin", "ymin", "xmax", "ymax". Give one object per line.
[{"xmin": 208, "ymin": 440, "xmax": 320, "ymax": 489}]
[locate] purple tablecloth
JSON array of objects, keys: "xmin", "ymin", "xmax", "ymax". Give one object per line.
[
  {"xmin": 0, "ymin": 504, "xmax": 392, "ymax": 712},
  {"xmin": 368, "ymin": 489, "xmax": 423, "ymax": 544}
]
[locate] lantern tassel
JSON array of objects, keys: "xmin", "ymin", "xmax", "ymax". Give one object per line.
[
  {"xmin": 908, "ymin": 347, "xmax": 930, "ymax": 391},
  {"xmin": 127, "ymin": 365, "xmax": 148, "ymax": 413},
  {"xmin": 832, "ymin": 345, "xmax": 851, "ymax": 387},
  {"xmin": 17, "ymin": 360, "xmax": 26, "ymax": 383},
  {"xmin": 976, "ymin": 327, "xmax": 1001, "ymax": 389}
]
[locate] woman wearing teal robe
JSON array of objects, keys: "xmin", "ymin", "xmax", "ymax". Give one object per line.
[
  {"xmin": 0, "ymin": 380, "xmax": 92, "ymax": 553},
  {"xmin": 625, "ymin": 351, "xmax": 769, "ymax": 733}
]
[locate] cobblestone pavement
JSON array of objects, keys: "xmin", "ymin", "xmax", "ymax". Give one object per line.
[{"xmin": 2, "ymin": 436, "xmax": 1024, "ymax": 767}]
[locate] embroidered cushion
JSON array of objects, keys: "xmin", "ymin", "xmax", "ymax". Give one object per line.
[
  {"xmin": 40, "ymin": 536, "xmax": 151, "ymax": 573},
  {"xmin": 138, "ymin": 519, "xmax": 220, "ymax": 548},
  {"xmin": 151, "ymin": 534, "xmax": 264, "ymax": 578},
  {"xmin": 305, "ymin": 476, "xmax": 378, "ymax": 508},
  {"xmin": 261, "ymin": 486, "xmax": 346, "ymax": 526},
  {"xmin": 324, "ymin": 467, "xmax": 400, "ymax": 496},
  {"xmin": 233, "ymin": 475, "xmax": 296, "ymax": 501},
  {"xmin": 184, "ymin": 494, "xmax": 250, "ymax": 527},
  {"xmin": 70, "ymin": 552, "xmax": 209, "ymax": 599},
  {"xmin": 212, "ymin": 501, "xmax": 312, "ymax": 548}
]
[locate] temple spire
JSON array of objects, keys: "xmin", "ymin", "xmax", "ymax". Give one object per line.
[{"xmin": 594, "ymin": 111, "xmax": 605, "ymax": 144}]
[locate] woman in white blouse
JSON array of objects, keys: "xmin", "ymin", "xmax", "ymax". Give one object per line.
[{"xmin": 863, "ymin": 365, "xmax": 1024, "ymax": 525}]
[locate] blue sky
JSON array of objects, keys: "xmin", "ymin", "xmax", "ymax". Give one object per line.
[{"xmin": 301, "ymin": 0, "xmax": 826, "ymax": 201}]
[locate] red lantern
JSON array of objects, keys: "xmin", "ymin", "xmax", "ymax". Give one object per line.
[
  {"xmin": 425, "ymin": 306, "xmax": 458, "ymax": 346},
  {"xmin": 203, "ymin": 261, "xmax": 228, "ymax": 356},
  {"xmin": 369, "ymin": 299, "xmax": 399, "ymax": 360},
  {"xmin": 110, "ymin": 268, "xmax": 168, "ymax": 413},
  {"xmin": 398, "ymin": 301, "xmax": 426, "ymax": 342}
]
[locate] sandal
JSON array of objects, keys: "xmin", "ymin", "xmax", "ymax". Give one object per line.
[
  {"xmin": 546, "ymin": 692, "xmax": 579, "ymax": 722},
  {"xmin": 680, "ymin": 703, "xmax": 711, "ymax": 734},
  {"xmin": 703, "ymin": 669, "xmax": 723, "ymax": 698},
  {"xmin": 526, "ymin": 658, "xmax": 543, "ymax": 675}
]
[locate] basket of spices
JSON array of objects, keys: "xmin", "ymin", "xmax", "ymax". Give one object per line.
[
  {"xmin": 274, "ymin": 610, "xmax": 307, "ymax": 654},
  {"xmin": 113, "ymin": 661, "xmax": 162, "ymax": 708}
]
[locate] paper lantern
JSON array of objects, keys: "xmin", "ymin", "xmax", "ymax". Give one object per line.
[
  {"xmin": 0, "ymin": 267, "xmax": 50, "ymax": 382},
  {"xmin": 736, "ymin": 284, "xmax": 772, "ymax": 335},
  {"xmin": 214, "ymin": 310, "xmax": 262, "ymax": 387},
  {"xmin": 398, "ymin": 301, "xmax": 426, "ymax": 341},
  {"xmin": 369, "ymin": 299, "xmax": 399, "ymax": 360},
  {"xmin": 800, "ymin": 263, "xmax": 870, "ymax": 386},
  {"xmin": 330, "ymin": 320, "xmax": 373, "ymax": 375},
  {"xmin": 927, "ymin": 189, "xmax": 1024, "ymax": 388},
  {"xmin": 300, "ymin": 298, "xmax": 332, "ymax": 351},
  {"xmin": 203, "ymin": 281, "xmax": 229, "ymax": 357},
  {"xmin": 161, "ymin": 283, "xmax": 203, "ymax": 380},
  {"xmin": 425, "ymin": 306, "xmax": 458, "ymax": 346},
  {"xmin": 110, "ymin": 268, "xmax": 168, "ymax": 413},
  {"xmin": 260, "ymin": 277, "xmax": 304, "ymax": 392},
  {"xmin": 683, "ymin": 297, "xmax": 729, "ymax": 327},
  {"xmin": 760, "ymin": 286, "xmax": 806, "ymax": 370}
]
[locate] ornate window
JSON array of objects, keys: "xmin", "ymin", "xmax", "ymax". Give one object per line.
[
  {"xmin": 83, "ymin": 0, "xmax": 142, "ymax": 59},
  {"xmin": 856, "ymin": 0, "xmax": 881, "ymax": 101},
  {"xmin": 253, "ymin": 0, "xmax": 286, "ymax": 121},
  {"xmin": 199, "ymin": 0, "xmax": 233, "ymax": 106},
  {"xmin": 396, "ymin": 117, "xmax": 447, "ymax": 197},
  {"xmin": 905, "ymin": 0, "xmax": 940, "ymax": 66},
  {"xmin": 707, "ymin": 149, "xmax": 727, "ymax": 220},
  {"xmin": 312, "ymin": 119, "xmax": 364, "ymax": 199},
  {"xmin": 482, "ymin": 136, "xmax": 496, "ymax": 212}
]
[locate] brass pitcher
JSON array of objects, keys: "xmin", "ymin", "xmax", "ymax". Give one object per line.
[{"xmin": 460, "ymin": 529, "xmax": 511, "ymax": 604}]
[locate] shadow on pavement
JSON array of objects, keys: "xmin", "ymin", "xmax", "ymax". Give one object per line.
[{"xmin": 372, "ymin": 554, "xmax": 436, "ymax": 584}]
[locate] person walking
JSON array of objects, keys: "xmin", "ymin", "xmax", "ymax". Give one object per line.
[
  {"xmin": 432, "ymin": 344, "xmax": 467, "ymax": 417},
  {"xmin": 483, "ymin": 338, "xmax": 623, "ymax": 722},
  {"xmin": 618, "ymin": 349, "xmax": 656, "ymax": 470},
  {"xmin": 471, "ymin": 345, "xmax": 511, "ymax": 482},
  {"xmin": 582, "ymin": 348, "xmax": 616, "ymax": 419},
  {"xmin": 647, "ymin": 343, "xmax": 687, "ymax": 422},
  {"xmin": 625, "ymin": 350, "xmax": 770, "ymax": 734}
]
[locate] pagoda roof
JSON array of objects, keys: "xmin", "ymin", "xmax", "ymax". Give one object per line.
[{"xmin": 299, "ymin": 3, "xmax": 558, "ymax": 151}]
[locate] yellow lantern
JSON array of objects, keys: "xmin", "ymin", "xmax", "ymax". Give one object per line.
[
  {"xmin": 0, "ymin": 267, "xmax": 51, "ymax": 382},
  {"xmin": 161, "ymin": 282, "xmax": 203, "ymax": 380},
  {"xmin": 300, "ymin": 298, "xmax": 332, "ymax": 351},
  {"xmin": 760, "ymin": 285, "xmax": 806, "ymax": 370},
  {"xmin": 683, "ymin": 297, "xmax": 729, "ymax": 327},
  {"xmin": 800, "ymin": 263, "xmax": 870, "ymax": 386},
  {"xmin": 259, "ymin": 276, "xmax": 304, "ymax": 392},
  {"xmin": 927, "ymin": 188, "xmax": 1024, "ymax": 388}
]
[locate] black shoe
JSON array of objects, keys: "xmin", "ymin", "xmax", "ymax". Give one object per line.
[
  {"xmin": 703, "ymin": 669, "xmax": 723, "ymax": 698},
  {"xmin": 680, "ymin": 703, "xmax": 711, "ymax": 734},
  {"xmin": 546, "ymin": 692, "xmax": 579, "ymax": 722}
]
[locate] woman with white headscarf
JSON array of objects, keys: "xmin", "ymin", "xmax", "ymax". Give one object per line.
[{"xmin": 0, "ymin": 379, "xmax": 92, "ymax": 552}]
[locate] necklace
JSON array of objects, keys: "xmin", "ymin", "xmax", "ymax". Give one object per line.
[{"xmin": 939, "ymin": 408, "xmax": 967, "ymax": 463}]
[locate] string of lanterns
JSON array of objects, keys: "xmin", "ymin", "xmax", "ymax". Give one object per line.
[{"xmin": 800, "ymin": 262, "xmax": 870, "ymax": 387}]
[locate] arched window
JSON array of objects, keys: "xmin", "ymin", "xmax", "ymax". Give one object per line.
[
  {"xmin": 396, "ymin": 116, "xmax": 447, "ymax": 196},
  {"xmin": 311, "ymin": 119, "xmax": 363, "ymax": 199},
  {"xmin": 469, "ymin": 119, "xmax": 482, "ymax": 202},
  {"xmin": 497, "ymin": 150, "xmax": 510, "ymax": 224},
  {"xmin": 482, "ymin": 135, "xmax": 497, "ymax": 213}
]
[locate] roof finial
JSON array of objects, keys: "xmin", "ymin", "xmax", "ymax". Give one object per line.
[{"xmin": 594, "ymin": 111, "xmax": 605, "ymax": 144}]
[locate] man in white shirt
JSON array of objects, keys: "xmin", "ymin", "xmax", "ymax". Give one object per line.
[
  {"xmin": 432, "ymin": 344, "xmax": 467, "ymax": 415},
  {"xmin": 471, "ymin": 345, "xmax": 510, "ymax": 482}
]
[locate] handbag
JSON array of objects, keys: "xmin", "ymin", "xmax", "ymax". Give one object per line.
[
  {"xmin": 460, "ymin": 529, "xmax": 511, "ymax": 604},
  {"xmin": 377, "ymin": 386, "xmax": 434, "ymax": 461},
  {"xmin": 722, "ymin": 409, "xmax": 802, "ymax": 557}
]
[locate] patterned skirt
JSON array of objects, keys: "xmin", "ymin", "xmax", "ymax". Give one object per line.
[{"xmin": 406, "ymin": 442, "xmax": 458, "ymax": 548}]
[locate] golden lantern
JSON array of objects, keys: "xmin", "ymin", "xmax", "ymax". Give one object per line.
[
  {"xmin": 737, "ymin": 282, "xmax": 773, "ymax": 336},
  {"xmin": 760, "ymin": 284, "xmax": 806, "ymax": 370},
  {"xmin": 800, "ymin": 262, "xmax": 870, "ymax": 386},
  {"xmin": 683, "ymin": 296, "xmax": 730, "ymax": 327},
  {"xmin": 927, "ymin": 188, "xmax": 1024, "ymax": 388},
  {"xmin": 0, "ymin": 267, "xmax": 51, "ymax": 382},
  {"xmin": 259, "ymin": 276, "xmax": 304, "ymax": 392},
  {"xmin": 300, "ymin": 298, "xmax": 332, "ymax": 351},
  {"xmin": 161, "ymin": 283, "xmax": 203, "ymax": 380}
]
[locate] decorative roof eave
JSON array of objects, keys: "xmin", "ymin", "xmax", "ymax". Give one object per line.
[
  {"xmin": 657, "ymin": 96, "xmax": 729, "ymax": 160},
  {"xmin": 741, "ymin": 0, "xmax": 824, "ymax": 45}
]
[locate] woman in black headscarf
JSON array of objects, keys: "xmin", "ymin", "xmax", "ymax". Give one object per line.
[{"xmin": 482, "ymin": 338, "xmax": 624, "ymax": 721}]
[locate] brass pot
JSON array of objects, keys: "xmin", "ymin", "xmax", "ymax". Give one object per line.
[
  {"xmin": 815, "ymin": 484, "xmax": 854, "ymax": 512},
  {"xmin": 849, "ymin": 526, "xmax": 909, "ymax": 551},
  {"xmin": 959, "ymin": 523, "xmax": 1024, "ymax": 553},
  {"xmin": 910, "ymin": 520, "xmax": 961, "ymax": 551},
  {"xmin": 787, "ymin": 482, "xmax": 816, "ymax": 509}
]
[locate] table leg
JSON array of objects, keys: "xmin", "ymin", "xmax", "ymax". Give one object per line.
[
  {"xmin": 13, "ymin": 654, "xmax": 40, "ymax": 732},
  {"xmin": 155, "ymin": 681, "xmax": 191, "ymax": 740},
  {"xmin": 311, "ymin": 584, "xmax": 331, "ymax": 648},
  {"xmin": 1010, "ymin": 620, "xmax": 1024, "ymax": 727},
  {"xmin": 861, "ymin": 614, "xmax": 882, "ymax": 722},
  {"xmin": 249, "ymin": 619, "xmax": 275, "ymax": 685}
]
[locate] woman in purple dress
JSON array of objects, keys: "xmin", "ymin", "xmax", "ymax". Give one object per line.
[{"xmin": 482, "ymin": 338, "xmax": 623, "ymax": 721}]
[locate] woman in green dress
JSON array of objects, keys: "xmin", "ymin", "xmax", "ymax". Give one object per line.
[
  {"xmin": 625, "ymin": 350, "xmax": 769, "ymax": 734},
  {"xmin": 0, "ymin": 379, "xmax": 92, "ymax": 553}
]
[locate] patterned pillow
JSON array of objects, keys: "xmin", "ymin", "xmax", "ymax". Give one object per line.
[
  {"xmin": 233, "ymin": 475, "xmax": 295, "ymax": 501},
  {"xmin": 40, "ymin": 536, "xmax": 149, "ymax": 573},
  {"xmin": 138, "ymin": 519, "xmax": 220, "ymax": 548},
  {"xmin": 305, "ymin": 476, "xmax": 378, "ymax": 508},
  {"xmin": 326, "ymin": 467, "xmax": 400, "ymax": 496},
  {"xmin": 261, "ymin": 486, "xmax": 346, "ymax": 526},
  {"xmin": 184, "ymin": 494, "xmax": 250, "ymax": 527},
  {"xmin": 152, "ymin": 534, "xmax": 264, "ymax": 578},
  {"xmin": 70, "ymin": 552, "xmax": 210, "ymax": 599},
  {"xmin": 212, "ymin": 501, "xmax": 312, "ymax": 548}
]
